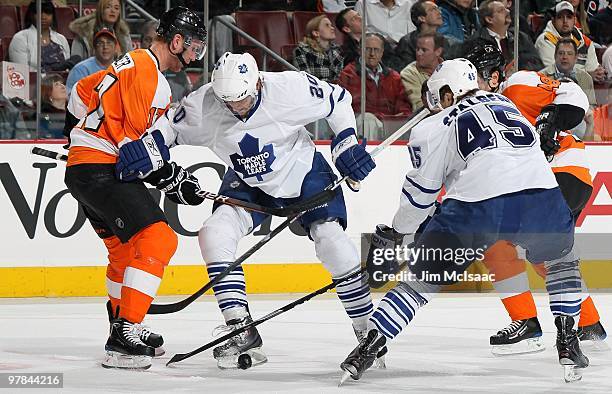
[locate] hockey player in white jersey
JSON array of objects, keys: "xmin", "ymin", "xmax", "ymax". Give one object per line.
[
  {"xmin": 115, "ymin": 52, "xmax": 380, "ymax": 369},
  {"xmin": 339, "ymin": 58, "xmax": 588, "ymax": 384},
  {"xmin": 464, "ymin": 45, "xmax": 606, "ymax": 356}
]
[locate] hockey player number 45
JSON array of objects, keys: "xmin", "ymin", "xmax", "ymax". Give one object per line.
[{"xmin": 457, "ymin": 104, "xmax": 536, "ymax": 160}]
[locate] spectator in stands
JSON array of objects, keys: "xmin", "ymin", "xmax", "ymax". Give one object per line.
[
  {"xmin": 336, "ymin": 8, "xmax": 363, "ymax": 65},
  {"xmin": 462, "ymin": 0, "xmax": 543, "ymax": 70},
  {"xmin": 535, "ymin": 1, "xmax": 606, "ymax": 83},
  {"xmin": 541, "ymin": 38, "xmax": 596, "ymax": 139},
  {"xmin": 353, "ymin": 0, "xmax": 415, "ymax": 44},
  {"xmin": 589, "ymin": 2, "xmax": 612, "ymax": 45},
  {"xmin": 338, "ymin": 32, "xmax": 412, "ymax": 139},
  {"xmin": 396, "ymin": 1, "xmax": 448, "ymax": 68},
  {"xmin": 8, "ymin": 1, "xmax": 71, "ymax": 72},
  {"xmin": 438, "ymin": 0, "xmax": 480, "ymax": 44},
  {"xmin": 40, "ymin": 73, "xmax": 67, "ymax": 139},
  {"xmin": 293, "ymin": 15, "xmax": 344, "ymax": 82},
  {"xmin": 335, "ymin": 7, "xmax": 403, "ymax": 71},
  {"xmin": 400, "ymin": 32, "xmax": 444, "ymax": 110},
  {"xmin": 65, "ymin": 28, "xmax": 117, "ymax": 93},
  {"xmin": 139, "ymin": 20, "xmax": 192, "ymax": 101},
  {"xmin": 69, "ymin": 0, "xmax": 133, "ymax": 60}
]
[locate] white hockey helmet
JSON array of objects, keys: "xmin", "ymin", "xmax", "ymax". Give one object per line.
[
  {"xmin": 426, "ymin": 58, "xmax": 479, "ymax": 110},
  {"xmin": 211, "ymin": 52, "xmax": 260, "ymax": 102}
]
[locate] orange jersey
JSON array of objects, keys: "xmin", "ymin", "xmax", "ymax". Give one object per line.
[
  {"xmin": 501, "ymin": 71, "xmax": 589, "ymax": 125},
  {"xmin": 67, "ymin": 49, "xmax": 172, "ymax": 166},
  {"xmin": 500, "ymin": 71, "xmax": 592, "ymax": 186},
  {"xmin": 66, "ymin": 70, "xmax": 106, "ymax": 121}
]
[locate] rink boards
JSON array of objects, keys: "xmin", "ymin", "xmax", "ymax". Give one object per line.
[{"xmin": 1, "ymin": 141, "xmax": 612, "ymax": 297}]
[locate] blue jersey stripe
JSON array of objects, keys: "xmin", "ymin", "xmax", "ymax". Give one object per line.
[
  {"xmin": 402, "ymin": 188, "xmax": 436, "ymax": 209},
  {"xmin": 405, "ymin": 176, "xmax": 442, "ymax": 194}
]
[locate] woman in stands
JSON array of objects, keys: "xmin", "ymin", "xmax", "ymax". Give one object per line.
[
  {"xmin": 293, "ymin": 14, "xmax": 344, "ymax": 82},
  {"xmin": 8, "ymin": 1, "xmax": 71, "ymax": 72},
  {"xmin": 69, "ymin": 0, "xmax": 132, "ymax": 59},
  {"xmin": 40, "ymin": 73, "xmax": 67, "ymax": 139}
]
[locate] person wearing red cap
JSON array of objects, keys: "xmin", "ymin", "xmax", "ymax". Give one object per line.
[{"xmin": 66, "ymin": 28, "xmax": 118, "ymax": 93}]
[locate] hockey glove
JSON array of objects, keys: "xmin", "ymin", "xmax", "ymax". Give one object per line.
[
  {"xmin": 146, "ymin": 162, "xmax": 204, "ymax": 206},
  {"xmin": 366, "ymin": 224, "xmax": 405, "ymax": 289},
  {"xmin": 535, "ymin": 105, "xmax": 561, "ymax": 159},
  {"xmin": 116, "ymin": 130, "xmax": 170, "ymax": 182},
  {"xmin": 331, "ymin": 129, "xmax": 376, "ymax": 188}
]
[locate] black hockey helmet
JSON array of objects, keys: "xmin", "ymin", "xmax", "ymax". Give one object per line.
[
  {"xmin": 464, "ymin": 44, "xmax": 506, "ymax": 87},
  {"xmin": 157, "ymin": 6, "xmax": 207, "ymax": 61}
]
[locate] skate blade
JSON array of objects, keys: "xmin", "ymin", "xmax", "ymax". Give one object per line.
[
  {"xmin": 491, "ymin": 337, "xmax": 545, "ymax": 356},
  {"xmin": 338, "ymin": 371, "xmax": 352, "ymax": 387},
  {"xmin": 154, "ymin": 346, "xmax": 166, "ymax": 357},
  {"xmin": 216, "ymin": 348, "xmax": 267, "ymax": 370},
  {"xmin": 102, "ymin": 351, "xmax": 152, "ymax": 370},
  {"xmin": 580, "ymin": 339, "xmax": 611, "ymax": 352},
  {"xmin": 374, "ymin": 355, "xmax": 386, "ymax": 369},
  {"xmin": 563, "ymin": 365, "xmax": 583, "ymax": 383}
]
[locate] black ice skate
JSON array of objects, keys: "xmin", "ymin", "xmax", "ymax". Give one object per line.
[
  {"xmin": 212, "ymin": 316, "xmax": 267, "ymax": 369},
  {"xmin": 354, "ymin": 327, "xmax": 388, "ymax": 369},
  {"xmin": 102, "ymin": 318, "xmax": 155, "ymax": 370},
  {"xmin": 490, "ymin": 317, "xmax": 545, "ymax": 355},
  {"xmin": 339, "ymin": 329, "xmax": 387, "ymax": 385},
  {"xmin": 555, "ymin": 315, "xmax": 589, "ymax": 383},
  {"xmin": 106, "ymin": 301, "xmax": 165, "ymax": 356},
  {"xmin": 578, "ymin": 321, "xmax": 609, "ymax": 351}
]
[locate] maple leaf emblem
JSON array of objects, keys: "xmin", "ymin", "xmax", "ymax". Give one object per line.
[{"xmin": 229, "ymin": 134, "xmax": 276, "ymax": 181}]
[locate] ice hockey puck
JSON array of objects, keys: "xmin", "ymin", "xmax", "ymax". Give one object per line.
[{"xmin": 237, "ymin": 354, "xmax": 252, "ymax": 370}]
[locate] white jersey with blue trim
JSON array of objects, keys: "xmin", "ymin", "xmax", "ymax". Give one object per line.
[
  {"xmin": 392, "ymin": 91, "xmax": 559, "ymax": 234},
  {"xmin": 156, "ymin": 71, "xmax": 356, "ymax": 198}
]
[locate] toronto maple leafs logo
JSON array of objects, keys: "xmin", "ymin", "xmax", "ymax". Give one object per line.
[{"xmin": 229, "ymin": 134, "xmax": 276, "ymax": 181}]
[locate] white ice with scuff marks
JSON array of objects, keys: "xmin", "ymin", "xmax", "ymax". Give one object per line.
[{"xmin": 1, "ymin": 293, "xmax": 612, "ymax": 393}]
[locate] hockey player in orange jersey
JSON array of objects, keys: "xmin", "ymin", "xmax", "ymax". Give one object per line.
[
  {"xmin": 465, "ymin": 45, "xmax": 606, "ymax": 355},
  {"xmin": 64, "ymin": 7, "xmax": 207, "ymax": 370}
]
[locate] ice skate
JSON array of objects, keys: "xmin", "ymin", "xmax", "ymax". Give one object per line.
[
  {"xmin": 212, "ymin": 316, "xmax": 267, "ymax": 369},
  {"xmin": 106, "ymin": 301, "xmax": 165, "ymax": 356},
  {"xmin": 354, "ymin": 326, "xmax": 387, "ymax": 369},
  {"xmin": 555, "ymin": 316, "xmax": 589, "ymax": 383},
  {"xmin": 339, "ymin": 329, "xmax": 386, "ymax": 385},
  {"xmin": 490, "ymin": 317, "xmax": 545, "ymax": 355},
  {"xmin": 102, "ymin": 318, "xmax": 155, "ymax": 370},
  {"xmin": 578, "ymin": 321, "xmax": 609, "ymax": 351}
]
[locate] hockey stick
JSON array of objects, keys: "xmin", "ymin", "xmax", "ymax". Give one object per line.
[
  {"xmin": 147, "ymin": 108, "xmax": 430, "ymax": 315},
  {"xmin": 166, "ymin": 267, "xmax": 367, "ymax": 366},
  {"xmin": 30, "ymin": 146, "xmax": 335, "ymax": 217}
]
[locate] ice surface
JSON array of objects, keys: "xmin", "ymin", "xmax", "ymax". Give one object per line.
[{"xmin": 1, "ymin": 293, "xmax": 611, "ymax": 393}]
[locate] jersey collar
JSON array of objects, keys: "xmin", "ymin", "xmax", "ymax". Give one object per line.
[{"xmin": 146, "ymin": 49, "xmax": 161, "ymax": 70}]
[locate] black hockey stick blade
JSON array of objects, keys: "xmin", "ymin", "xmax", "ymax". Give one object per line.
[
  {"xmin": 31, "ymin": 146, "xmax": 68, "ymax": 161},
  {"xmin": 166, "ymin": 267, "xmax": 367, "ymax": 366}
]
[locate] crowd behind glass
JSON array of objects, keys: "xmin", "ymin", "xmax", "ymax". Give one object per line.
[{"xmin": 0, "ymin": 0, "xmax": 610, "ymax": 141}]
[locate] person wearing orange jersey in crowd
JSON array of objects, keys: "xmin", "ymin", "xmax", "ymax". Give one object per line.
[
  {"xmin": 465, "ymin": 44, "xmax": 606, "ymax": 355},
  {"xmin": 63, "ymin": 7, "xmax": 207, "ymax": 370}
]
